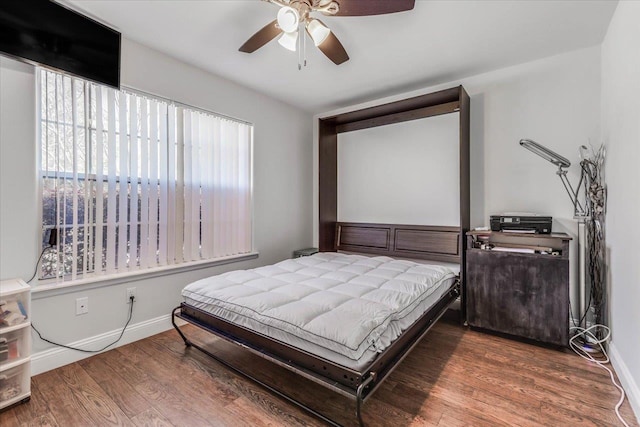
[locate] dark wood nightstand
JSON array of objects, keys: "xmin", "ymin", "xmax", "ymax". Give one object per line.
[{"xmin": 465, "ymin": 231, "xmax": 571, "ymax": 346}]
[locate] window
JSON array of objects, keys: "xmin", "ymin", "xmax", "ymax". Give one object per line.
[{"xmin": 39, "ymin": 69, "xmax": 253, "ymax": 282}]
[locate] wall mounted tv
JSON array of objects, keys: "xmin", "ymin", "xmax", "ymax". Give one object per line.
[{"xmin": 0, "ymin": 0, "xmax": 121, "ymax": 88}]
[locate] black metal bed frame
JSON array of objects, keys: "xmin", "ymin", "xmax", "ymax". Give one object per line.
[{"xmin": 172, "ymin": 279, "xmax": 460, "ymax": 426}]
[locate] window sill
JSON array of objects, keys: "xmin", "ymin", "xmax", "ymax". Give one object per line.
[{"xmin": 32, "ymin": 252, "xmax": 259, "ymax": 300}]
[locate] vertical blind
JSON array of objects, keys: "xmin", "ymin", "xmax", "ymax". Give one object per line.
[{"xmin": 40, "ymin": 69, "xmax": 253, "ymax": 282}]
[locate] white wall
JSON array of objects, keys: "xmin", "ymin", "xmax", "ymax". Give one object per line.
[
  {"xmin": 337, "ymin": 113, "xmax": 460, "ymax": 226},
  {"xmin": 0, "ymin": 39, "xmax": 313, "ymax": 372},
  {"xmin": 601, "ymin": 1, "xmax": 640, "ymax": 420},
  {"xmin": 315, "ymin": 46, "xmax": 602, "ymax": 316},
  {"xmin": 0, "ymin": 59, "xmax": 39, "ymax": 283}
]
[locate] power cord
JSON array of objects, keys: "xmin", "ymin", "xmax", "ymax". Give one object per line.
[
  {"xmin": 26, "ymin": 245, "xmax": 53, "ymax": 284},
  {"xmin": 27, "ymin": 228, "xmax": 59, "ymax": 283},
  {"xmin": 568, "ymin": 296, "xmax": 592, "ymax": 330},
  {"xmin": 31, "ymin": 296, "xmax": 135, "ymax": 353},
  {"xmin": 569, "ymin": 324, "xmax": 631, "ymax": 427}
]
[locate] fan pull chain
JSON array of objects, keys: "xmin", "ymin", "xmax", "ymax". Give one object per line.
[
  {"xmin": 297, "ymin": 27, "xmax": 301, "ymax": 70},
  {"xmin": 297, "ymin": 21, "xmax": 307, "ymax": 71},
  {"xmin": 303, "ymin": 22, "xmax": 307, "ymax": 68}
]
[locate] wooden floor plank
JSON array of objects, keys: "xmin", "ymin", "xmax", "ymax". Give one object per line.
[
  {"xmin": 55, "ymin": 363, "xmax": 135, "ymax": 426},
  {"xmin": 130, "ymin": 407, "xmax": 173, "ymax": 427},
  {"xmin": 3, "ymin": 320, "xmax": 637, "ymax": 427},
  {"xmin": 224, "ymin": 396, "xmax": 283, "ymax": 427},
  {"xmin": 34, "ymin": 369, "xmax": 99, "ymax": 426},
  {"xmin": 113, "ymin": 343, "xmax": 240, "ymax": 427},
  {"xmin": 79, "ymin": 351, "xmax": 151, "ymax": 419},
  {"xmin": 10, "ymin": 381, "xmax": 51, "ymax": 425},
  {"xmin": 20, "ymin": 413, "xmax": 59, "ymax": 426},
  {"xmin": 0, "ymin": 410, "xmax": 20, "ymax": 427},
  {"xmin": 182, "ymin": 347, "xmax": 323, "ymax": 426},
  {"xmin": 439, "ymin": 337, "xmax": 627, "ymax": 425}
]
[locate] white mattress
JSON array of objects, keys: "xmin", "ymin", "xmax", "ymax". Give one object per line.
[{"xmin": 182, "ymin": 253, "xmax": 457, "ymax": 370}]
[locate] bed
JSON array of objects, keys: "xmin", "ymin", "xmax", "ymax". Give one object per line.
[
  {"xmin": 172, "ymin": 225, "xmax": 462, "ymax": 426},
  {"xmin": 172, "ymin": 86, "xmax": 470, "ymax": 426}
]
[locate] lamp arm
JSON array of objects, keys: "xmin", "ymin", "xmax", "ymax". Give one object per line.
[{"xmin": 557, "ymin": 167, "xmax": 586, "ymax": 217}]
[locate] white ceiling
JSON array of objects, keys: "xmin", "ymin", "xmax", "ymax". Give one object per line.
[{"xmin": 69, "ymin": 0, "xmax": 617, "ymax": 113}]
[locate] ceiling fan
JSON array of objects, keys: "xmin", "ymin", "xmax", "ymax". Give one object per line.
[{"xmin": 239, "ymin": 0, "xmax": 416, "ymax": 66}]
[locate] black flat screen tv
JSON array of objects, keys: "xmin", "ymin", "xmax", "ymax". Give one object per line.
[{"xmin": 0, "ymin": 0, "xmax": 121, "ymax": 88}]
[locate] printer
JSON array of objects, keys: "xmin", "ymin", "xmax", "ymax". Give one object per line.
[{"xmin": 490, "ymin": 213, "xmax": 552, "ymax": 234}]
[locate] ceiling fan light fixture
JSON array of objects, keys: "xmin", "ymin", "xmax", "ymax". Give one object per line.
[
  {"xmin": 277, "ymin": 6, "xmax": 299, "ymax": 33},
  {"xmin": 240, "ymin": 0, "xmax": 417, "ymax": 66},
  {"xmin": 307, "ymin": 19, "xmax": 331, "ymax": 46},
  {"xmin": 278, "ymin": 31, "xmax": 298, "ymax": 51}
]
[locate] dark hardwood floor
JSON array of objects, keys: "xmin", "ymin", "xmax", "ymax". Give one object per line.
[{"xmin": 1, "ymin": 321, "xmax": 637, "ymax": 426}]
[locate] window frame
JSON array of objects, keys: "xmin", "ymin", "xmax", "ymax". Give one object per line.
[{"xmin": 36, "ymin": 68, "xmax": 256, "ymax": 288}]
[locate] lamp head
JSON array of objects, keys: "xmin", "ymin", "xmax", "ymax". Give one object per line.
[
  {"xmin": 519, "ymin": 139, "xmax": 571, "ymax": 169},
  {"xmin": 307, "ymin": 19, "xmax": 331, "ymax": 46},
  {"xmin": 277, "ymin": 6, "xmax": 300, "ymax": 33},
  {"xmin": 278, "ymin": 31, "xmax": 298, "ymax": 51}
]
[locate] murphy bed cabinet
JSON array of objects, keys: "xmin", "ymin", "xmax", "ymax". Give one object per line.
[
  {"xmin": 466, "ymin": 231, "xmax": 570, "ymax": 347},
  {"xmin": 0, "ymin": 279, "xmax": 31, "ymax": 411}
]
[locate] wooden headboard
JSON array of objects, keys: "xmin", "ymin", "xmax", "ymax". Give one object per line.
[{"xmin": 336, "ymin": 222, "xmax": 460, "ymax": 263}]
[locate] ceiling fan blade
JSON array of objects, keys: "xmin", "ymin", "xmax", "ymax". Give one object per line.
[
  {"xmin": 315, "ymin": 26, "xmax": 349, "ymax": 65},
  {"xmin": 239, "ymin": 19, "xmax": 282, "ymax": 53},
  {"xmin": 331, "ymin": 0, "xmax": 415, "ymax": 16}
]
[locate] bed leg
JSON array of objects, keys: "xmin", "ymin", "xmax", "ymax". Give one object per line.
[
  {"xmin": 356, "ymin": 374, "xmax": 375, "ymax": 426},
  {"xmin": 356, "ymin": 394, "xmax": 364, "ymax": 427},
  {"xmin": 172, "ymin": 306, "xmax": 192, "ymax": 347}
]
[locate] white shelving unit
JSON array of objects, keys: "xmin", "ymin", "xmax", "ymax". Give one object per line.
[{"xmin": 0, "ymin": 279, "xmax": 31, "ymax": 411}]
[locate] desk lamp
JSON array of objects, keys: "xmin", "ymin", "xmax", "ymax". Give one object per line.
[
  {"xmin": 519, "ymin": 138, "xmax": 590, "ymax": 341},
  {"xmin": 519, "ymin": 139, "xmax": 586, "ymax": 217}
]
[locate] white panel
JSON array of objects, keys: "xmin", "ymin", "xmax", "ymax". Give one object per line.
[
  {"xmin": 190, "ymin": 112, "xmax": 201, "ymax": 259},
  {"xmin": 61, "ymin": 75, "xmax": 69, "ymax": 279},
  {"xmin": 82, "ymin": 81, "xmax": 91, "ymax": 275},
  {"xmin": 224, "ymin": 121, "xmax": 234, "ymax": 255},
  {"xmin": 220, "ymin": 120, "xmax": 230, "ymax": 255},
  {"xmin": 237, "ymin": 125, "xmax": 248, "ymax": 253},
  {"xmin": 203, "ymin": 115, "xmax": 215, "ymax": 259},
  {"xmin": 158, "ymin": 103, "xmax": 168, "ymax": 265},
  {"xmin": 148, "ymin": 100, "xmax": 159, "ymax": 266},
  {"xmin": 54, "ymin": 74, "xmax": 62, "ymax": 279},
  {"xmin": 94, "ymin": 86, "xmax": 105, "ymax": 275},
  {"xmin": 174, "ymin": 107, "xmax": 184, "ymax": 265},
  {"xmin": 166, "ymin": 105, "xmax": 177, "ymax": 265},
  {"xmin": 337, "ymin": 113, "xmax": 460, "ymax": 226},
  {"xmin": 71, "ymin": 78, "xmax": 79, "ymax": 280},
  {"xmin": 229, "ymin": 122, "xmax": 240, "ymax": 255},
  {"xmin": 212, "ymin": 117, "xmax": 220, "ymax": 256},
  {"xmin": 212, "ymin": 116, "xmax": 220, "ymax": 257},
  {"xmin": 118, "ymin": 93, "xmax": 129, "ymax": 271},
  {"xmin": 183, "ymin": 111, "xmax": 193, "ymax": 261},
  {"xmin": 106, "ymin": 89, "xmax": 117, "ymax": 274},
  {"xmin": 129, "ymin": 96, "xmax": 139, "ymax": 269},
  {"xmin": 139, "ymin": 98, "xmax": 150, "ymax": 269},
  {"xmin": 242, "ymin": 125, "xmax": 253, "ymax": 252},
  {"xmin": 212, "ymin": 116, "xmax": 222, "ymax": 258}
]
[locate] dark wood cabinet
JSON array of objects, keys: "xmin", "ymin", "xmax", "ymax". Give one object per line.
[{"xmin": 465, "ymin": 231, "xmax": 571, "ymax": 346}]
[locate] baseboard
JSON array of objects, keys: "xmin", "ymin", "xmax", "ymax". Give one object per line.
[
  {"xmin": 610, "ymin": 341, "xmax": 640, "ymax": 424},
  {"xmin": 31, "ymin": 313, "xmax": 186, "ymax": 376}
]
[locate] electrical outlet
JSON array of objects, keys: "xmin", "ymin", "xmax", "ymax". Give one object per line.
[
  {"xmin": 76, "ymin": 297, "xmax": 88, "ymax": 315},
  {"xmin": 126, "ymin": 287, "xmax": 136, "ymax": 303}
]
